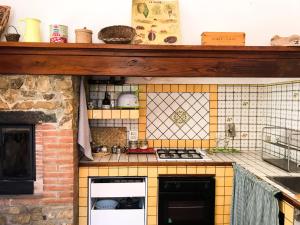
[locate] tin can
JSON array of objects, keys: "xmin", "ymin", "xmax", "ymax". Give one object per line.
[{"xmin": 49, "ymin": 24, "xmax": 68, "ymax": 43}]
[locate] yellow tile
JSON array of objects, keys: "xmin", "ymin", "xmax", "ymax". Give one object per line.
[
  {"xmin": 79, "ymin": 197, "xmax": 87, "ymax": 207},
  {"xmin": 206, "ymin": 166, "xmax": 216, "ymax": 174},
  {"xmin": 109, "ymin": 167, "xmax": 118, "ymax": 176},
  {"xmin": 88, "ymin": 110, "xmax": 93, "ymax": 119},
  {"xmin": 139, "ymin": 93, "xmax": 147, "ymax": 100},
  {"xmin": 148, "ymin": 187, "xmax": 157, "ymax": 197},
  {"xmin": 216, "ymin": 187, "xmax": 225, "ymax": 196},
  {"xmin": 187, "ymin": 166, "xmax": 197, "ymax": 174},
  {"xmin": 177, "ymin": 140, "xmax": 186, "ymax": 148},
  {"xmin": 93, "ymin": 110, "xmax": 102, "ymax": 119},
  {"xmin": 139, "ymin": 100, "xmax": 147, "ymax": 108},
  {"xmin": 79, "ymin": 178, "xmax": 88, "ymax": 188},
  {"xmin": 111, "ymin": 110, "xmax": 121, "ymax": 119},
  {"xmin": 148, "ymin": 177, "xmax": 158, "ymax": 187},
  {"xmin": 225, "ymin": 177, "xmax": 233, "ymax": 187},
  {"xmin": 194, "ymin": 84, "xmax": 202, "ymax": 92},
  {"xmin": 284, "ymin": 219, "xmax": 293, "ymax": 225},
  {"xmin": 201, "ymin": 140, "xmax": 209, "ymax": 148},
  {"xmin": 79, "ymin": 217, "xmax": 87, "ymax": 225},
  {"xmin": 210, "ymin": 101, "xmax": 218, "ymax": 109},
  {"xmin": 147, "ymin": 215, "xmax": 157, "ymax": 225},
  {"xmin": 138, "ymin": 167, "xmax": 148, "ymax": 176},
  {"xmin": 224, "ymin": 205, "xmax": 231, "ymax": 215},
  {"xmin": 88, "ymin": 167, "xmax": 98, "ymax": 176},
  {"xmin": 128, "ymin": 167, "xmax": 138, "ymax": 176},
  {"xmin": 148, "ymin": 167, "xmax": 158, "ymax": 178},
  {"xmin": 185, "ymin": 140, "xmax": 194, "ymax": 148},
  {"xmin": 79, "ymin": 206, "xmax": 87, "ymax": 217},
  {"xmin": 210, "ymin": 132, "xmax": 217, "ymax": 140},
  {"xmin": 210, "ymin": 139, "xmax": 216, "ymax": 148},
  {"xmin": 170, "ymin": 84, "xmax": 179, "ymax": 92},
  {"xmin": 224, "ymin": 195, "xmax": 232, "ymax": 205},
  {"xmin": 210, "ymin": 108, "xmax": 218, "ymax": 117},
  {"xmin": 130, "ymin": 110, "xmax": 139, "ymax": 119},
  {"xmin": 225, "ymin": 187, "xmax": 232, "ymax": 196},
  {"xmin": 186, "ymin": 84, "xmax": 194, "ymax": 92},
  {"xmin": 210, "ymin": 124, "xmax": 217, "ymax": 132},
  {"xmin": 147, "ymin": 84, "xmax": 155, "ymax": 92},
  {"xmin": 120, "ymin": 110, "xmax": 130, "ymax": 119},
  {"xmin": 216, "ymin": 167, "xmax": 225, "ymax": 177},
  {"xmin": 79, "ymin": 188, "xmax": 88, "ymax": 198},
  {"xmin": 79, "ymin": 168, "xmax": 88, "ymax": 178},
  {"xmin": 202, "ymin": 85, "xmax": 209, "ymax": 92},
  {"xmin": 139, "ymin": 123, "xmax": 146, "ymax": 132},
  {"xmin": 215, "ymin": 205, "xmax": 224, "ymax": 215},
  {"xmin": 225, "ymin": 167, "xmax": 233, "ymax": 177},
  {"xmin": 196, "ymin": 166, "xmax": 206, "ymax": 174},
  {"xmin": 167, "ymin": 167, "xmax": 177, "ymax": 174},
  {"xmin": 177, "ymin": 166, "xmax": 187, "ymax": 174},
  {"xmin": 154, "ymin": 140, "xmax": 162, "ymax": 148},
  {"xmin": 194, "ymin": 140, "xmax": 202, "ymax": 148},
  {"xmin": 139, "ymin": 131, "xmax": 146, "ymax": 139},
  {"xmin": 285, "ymin": 203, "xmax": 294, "ymax": 222},
  {"xmin": 162, "ymin": 140, "xmax": 170, "ymax": 148},
  {"xmin": 216, "ymin": 177, "xmax": 225, "ymax": 187},
  {"xmin": 210, "ymin": 116, "xmax": 218, "ymax": 124},
  {"xmin": 162, "ymin": 84, "xmax": 171, "ymax": 92},
  {"xmin": 98, "ymin": 167, "xmax": 109, "ymax": 176},
  {"xmin": 155, "ymin": 84, "xmax": 163, "ymax": 92},
  {"xmin": 224, "ymin": 215, "xmax": 230, "ymax": 224},
  {"xmin": 169, "ymin": 140, "xmax": 178, "ymax": 148},
  {"xmin": 119, "ymin": 167, "xmax": 128, "ymax": 176},
  {"xmin": 210, "ymin": 84, "xmax": 218, "ymax": 93},
  {"xmin": 148, "ymin": 196, "xmax": 157, "ymax": 206},
  {"xmin": 215, "ymin": 196, "xmax": 224, "ymax": 206},
  {"xmin": 215, "ymin": 215, "xmax": 224, "ymax": 224},
  {"xmin": 139, "ymin": 117, "xmax": 147, "ymax": 124},
  {"xmin": 148, "ymin": 206, "xmax": 157, "ymax": 216},
  {"xmin": 102, "ymin": 110, "xmax": 111, "ymax": 119},
  {"xmin": 139, "ymin": 108, "xmax": 147, "ymax": 116},
  {"xmin": 178, "ymin": 84, "xmax": 187, "ymax": 92},
  {"xmin": 158, "ymin": 166, "xmax": 167, "ymax": 174},
  {"xmin": 148, "ymin": 140, "xmax": 154, "ymax": 148},
  {"xmin": 139, "ymin": 84, "xmax": 146, "ymax": 92},
  {"xmin": 210, "ymin": 92, "xmax": 218, "ymax": 101}
]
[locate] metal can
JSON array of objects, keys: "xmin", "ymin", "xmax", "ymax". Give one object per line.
[{"xmin": 49, "ymin": 24, "xmax": 68, "ymax": 43}]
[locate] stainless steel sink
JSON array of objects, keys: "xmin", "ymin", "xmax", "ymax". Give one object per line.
[{"xmin": 268, "ymin": 176, "xmax": 300, "ymax": 194}]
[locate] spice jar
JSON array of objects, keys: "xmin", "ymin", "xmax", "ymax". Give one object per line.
[
  {"xmin": 139, "ymin": 140, "xmax": 148, "ymax": 150},
  {"xmin": 75, "ymin": 27, "xmax": 93, "ymax": 43},
  {"xmin": 129, "ymin": 141, "xmax": 138, "ymax": 150}
]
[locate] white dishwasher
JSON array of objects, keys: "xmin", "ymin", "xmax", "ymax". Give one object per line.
[{"xmin": 89, "ymin": 177, "xmax": 147, "ymax": 225}]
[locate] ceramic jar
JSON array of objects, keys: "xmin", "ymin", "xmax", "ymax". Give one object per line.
[{"xmin": 75, "ymin": 27, "xmax": 93, "ymax": 43}]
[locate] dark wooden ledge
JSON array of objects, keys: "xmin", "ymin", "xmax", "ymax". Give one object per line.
[{"xmin": 0, "ymin": 42, "xmax": 300, "ymax": 77}]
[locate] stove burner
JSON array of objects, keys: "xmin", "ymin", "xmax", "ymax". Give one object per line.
[{"xmin": 156, "ymin": 149, "xmax": 205, "ymax": 160}]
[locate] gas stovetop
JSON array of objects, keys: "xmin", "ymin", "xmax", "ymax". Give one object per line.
[{"xmin": 156, "ymin": 149, "xmax": 211, "ymax": 161}]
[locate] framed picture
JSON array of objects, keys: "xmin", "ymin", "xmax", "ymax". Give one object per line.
[{"xmin": 132, "ymin": 0, "xmax": 181, "ymax": 45}]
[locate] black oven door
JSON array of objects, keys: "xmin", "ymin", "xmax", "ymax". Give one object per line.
[{"xmin": 158, "ymin": 177, "xmax": 215, "ymax": 225}]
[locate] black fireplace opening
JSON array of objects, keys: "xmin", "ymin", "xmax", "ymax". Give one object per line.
[{"xmin": 0, "ymin": 124, "xmax": 36, "ymax": 195}]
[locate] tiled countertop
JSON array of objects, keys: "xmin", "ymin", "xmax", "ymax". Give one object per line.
[{"xmin": 79, "ymin": 151, "xmax": 300, "ymax": 208}]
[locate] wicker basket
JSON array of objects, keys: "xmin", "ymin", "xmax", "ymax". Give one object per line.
[
  {"xmin": 0, "ymin": 5, "xmax": 10, "ymax": 38},
  {"xmin": 5, "ymin": 25, "xmax": 20, "ymax": 42},
  {"xmin": 98, "ymin": 25, "xmax": 136, "ymax": 44}
]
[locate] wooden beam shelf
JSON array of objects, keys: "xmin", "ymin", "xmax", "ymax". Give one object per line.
[
  {"xmin": 0, "ymin": 42, "xmax": 300, "ymax": 77},
  {"xmin": 88, "ymin": 109, "xmax": 139, "ymax": 120}
]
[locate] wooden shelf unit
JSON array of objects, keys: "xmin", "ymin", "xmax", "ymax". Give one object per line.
[{"xmin": 0, "ymin": 42, "xmax": 300, "ymax": 77}]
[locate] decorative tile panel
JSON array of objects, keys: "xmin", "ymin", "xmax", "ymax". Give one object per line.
[{"xmin": 146, "ymin": 93, "xmax": 210, "ymax": 140}]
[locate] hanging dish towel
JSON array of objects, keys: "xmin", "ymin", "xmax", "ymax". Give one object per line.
[
  {"xmin": 78, "ymin": 77, "xmax": 93, "ymax": 160},
  {"xmin": 231, "ymin": 164, "xmax": 280, "ymax": 225}
]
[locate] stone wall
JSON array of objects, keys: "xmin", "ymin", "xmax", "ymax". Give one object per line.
[{"xmin": 0, "ymin": 75, "xmax": 79, "ymax": 225}]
